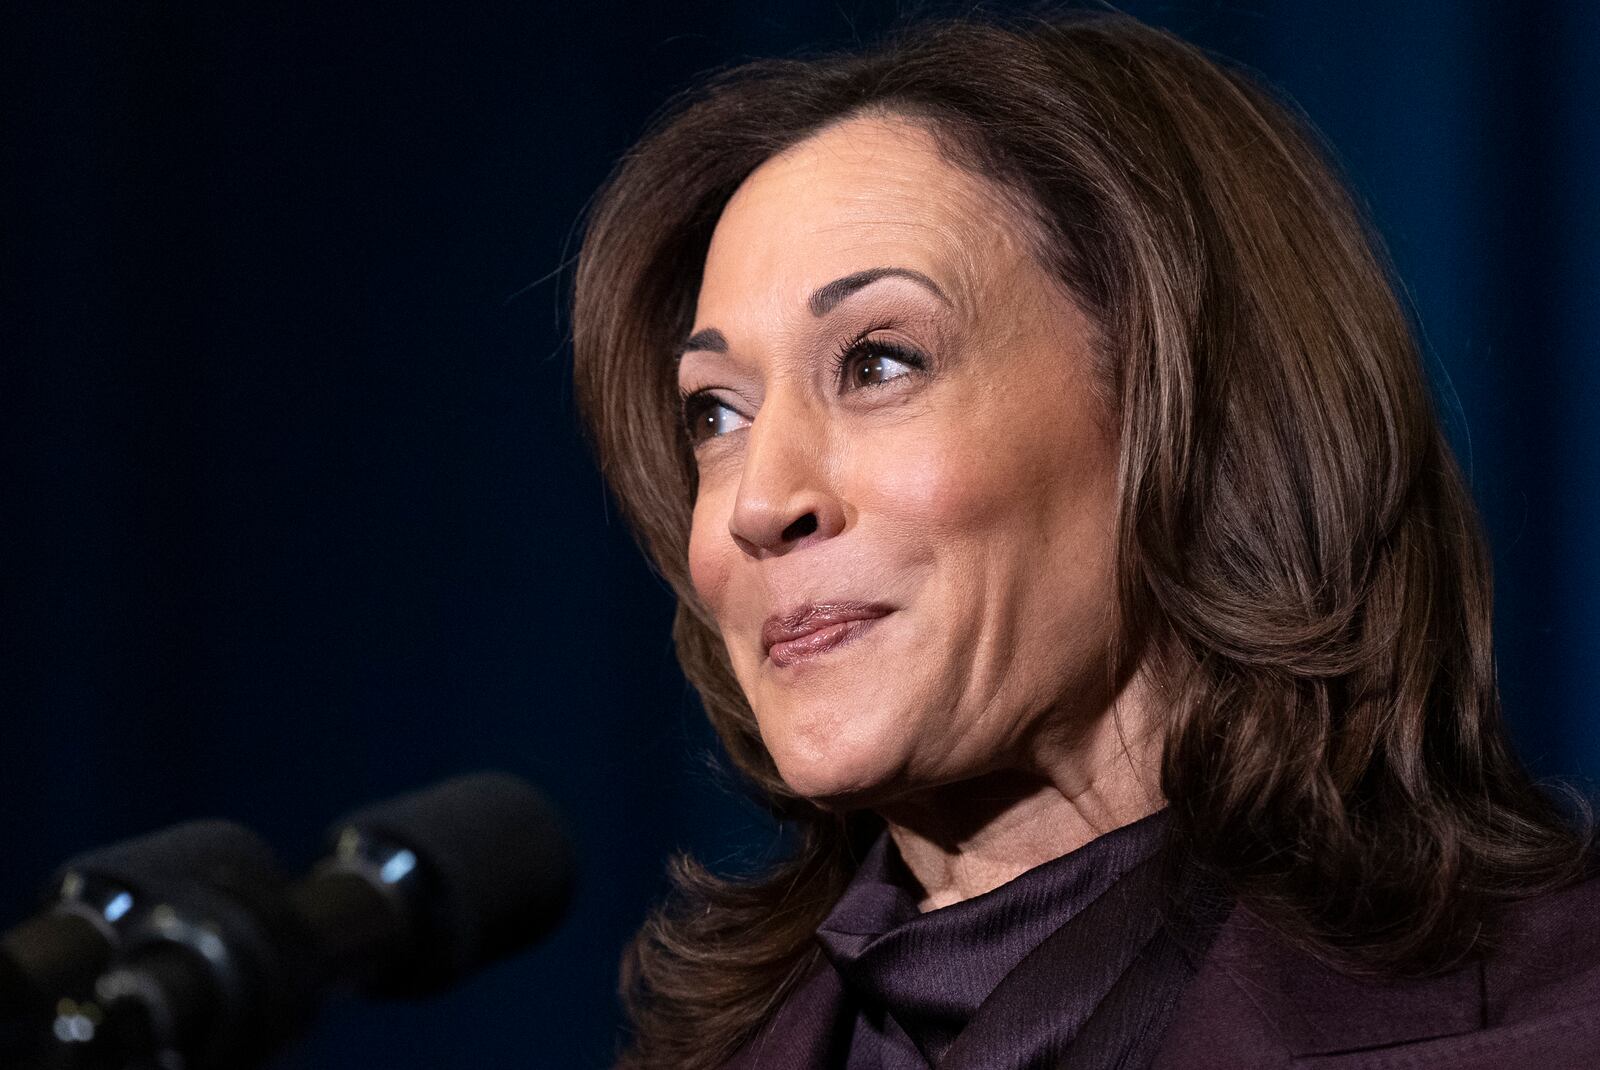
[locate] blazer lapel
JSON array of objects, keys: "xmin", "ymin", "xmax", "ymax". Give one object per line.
[
  {"xmin": 720, "ymin": 958, "xmax": 854, "ymax": 1070},
  {"xmin": 1152, "ymin": 910, "xmax": 1484, "ymax": 1068}
]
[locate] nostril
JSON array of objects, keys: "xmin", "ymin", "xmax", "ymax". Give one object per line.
[{"xmin": 782, "ymin": 513, "xmax": 819, "ymax": 542}]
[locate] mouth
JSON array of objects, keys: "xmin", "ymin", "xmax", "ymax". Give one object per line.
[{"xmin": 761, "ymin": 602, "xmax": 893, "ymax": 668}]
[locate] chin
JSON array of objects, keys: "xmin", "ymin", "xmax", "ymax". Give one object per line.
[
  {"xmin": 760, "ymin": 719, "xmax": 908, "ymax": 808},
  {"xmin": 742, "ymin": 649, "xmax": 930, "ymax": 806}
]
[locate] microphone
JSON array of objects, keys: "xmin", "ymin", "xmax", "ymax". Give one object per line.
[
  {"xmin": 46, "ymin": 772, "xmax": 574, "ymax": 1069},
  {"xmin": 0, "ymin": 820, "xmax": 286, "ymax": 1047},
  {"xmin": 292, "ymin": 770, "xmax": 575, "ymax": 996}
]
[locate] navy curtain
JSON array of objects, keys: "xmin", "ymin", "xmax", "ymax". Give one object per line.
[{"xmin": 4, "ymin": 3, "xmax": 1596, "ymax": 1066}]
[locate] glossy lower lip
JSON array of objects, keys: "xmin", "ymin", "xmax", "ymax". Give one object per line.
[{"xmin": 766, "ymin": 616, "xmax": 884, "ymax": 668}]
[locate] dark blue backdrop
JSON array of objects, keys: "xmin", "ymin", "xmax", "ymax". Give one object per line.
[{"xmin": 4, "ymin": 2, "xmax": 1597, "ymax": 1067}]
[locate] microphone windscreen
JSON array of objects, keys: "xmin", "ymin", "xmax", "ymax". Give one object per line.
[
  {"xmin": 55, "ymin": 820, "xmax": 285, "ymax": 902},
  {"xmin": 329, "ymin": 772, "xmax": 574, "ymax": 988}
]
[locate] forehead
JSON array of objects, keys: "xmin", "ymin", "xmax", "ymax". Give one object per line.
[{"xmin": 696, "ymin": 114, "xmax": 1030, "ymax": 318}]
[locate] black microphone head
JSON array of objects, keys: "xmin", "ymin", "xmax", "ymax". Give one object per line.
[
  {"xmin": 55, "ymin": 820, "xmax": 285, "ymax": 905},
  {"xmin": 1, "ymin": 820, "xmax": 291, "ymax": 1053},
  {"xmin": 328, "ymin": 772, "xmax": 574, "ymax": 993}
]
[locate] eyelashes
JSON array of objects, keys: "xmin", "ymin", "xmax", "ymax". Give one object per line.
[
  {"xmin": 678, "ymin": 326, "xmax": 930, "ymax": 447},
  {"xmin": 829, "ymin": 327, "xmax": 928, "ymax": 389}
]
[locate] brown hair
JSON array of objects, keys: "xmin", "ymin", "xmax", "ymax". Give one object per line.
[{"xmin": 571, "ymin": 11, "xmax": 1590, "ymax": 1069}]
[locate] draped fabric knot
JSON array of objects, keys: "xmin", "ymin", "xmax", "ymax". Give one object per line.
[{"xmin": 814, "ymin": 809, "xmax": 1193, "ymax": 1068}]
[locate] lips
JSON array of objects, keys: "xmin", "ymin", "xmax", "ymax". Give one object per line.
[{"xmin": 761, "ymin": 602, "xmax": 892, "ymax": 668}]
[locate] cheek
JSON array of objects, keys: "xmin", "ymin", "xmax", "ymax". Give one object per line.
[
  {"xmin": 686, "ymin": 484, "xmax": 735, "ymax": 613},
  {"xmin": 851, "ymin": 421, "xmax": 1072, "ymax": 538},
  {"xmin": 846, "ymin": 399, "xmax": 1120, "ymax": 664}
]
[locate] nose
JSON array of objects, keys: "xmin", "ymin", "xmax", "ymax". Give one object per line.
[{"xmin": 727, "ymin": 394, "xmax": 846, "ymax": 557}]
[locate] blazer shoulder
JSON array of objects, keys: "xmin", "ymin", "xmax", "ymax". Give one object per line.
[
  {"xmin": 1157, "ymin": 909, "xmax": 1480, "ymax": 1065},
  {"xmin": 1485, "ymin": 871, "xmax": 1600, "ymax": 1026},
  {"xmin": 1156, "ymin": 876, "xmax": 1600, "ymax": 1068}
]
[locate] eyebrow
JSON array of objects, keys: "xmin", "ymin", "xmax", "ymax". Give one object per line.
[
  {"xmin": 675, "ymin": 326, "xmax": 728, "ymax": 359},
  {"xmin": 673, "ymin": 266, "xmax": 950, "ymax": 359},
  {"xmin": 808, "ymin": 266, "xmax": 950, "ymax": 316}
]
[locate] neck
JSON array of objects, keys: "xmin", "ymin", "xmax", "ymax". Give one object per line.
[{"xmin": 879, "ymin": 676, "xmax": 1165, "ymax": 911}]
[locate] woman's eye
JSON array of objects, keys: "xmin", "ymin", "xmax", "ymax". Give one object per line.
[
  {"xmin": 681, "ymin": 392, "xmax": 749, "ymax": 445},
  {"xmin": 838, "ymin": 341, "xmax": 923, "ymax": 390}
]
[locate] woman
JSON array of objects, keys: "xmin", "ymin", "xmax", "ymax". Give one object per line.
[{"xmin": 572, "ymin": 12, "xmax": 1596, "ymax": 1069}]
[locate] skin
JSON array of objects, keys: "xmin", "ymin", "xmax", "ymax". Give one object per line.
[{"xmin": 676, "ymin": 113, "xmax": 1163, "ymax": 910}]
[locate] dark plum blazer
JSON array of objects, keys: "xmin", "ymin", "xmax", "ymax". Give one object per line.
[
  {"xmin": 722, "ymin": 873, "xmax": 1600, "ymax": 1069},
  {"xmin": 1156, "ymin": 875, "xmax": 1600, "ymax": 1069}
]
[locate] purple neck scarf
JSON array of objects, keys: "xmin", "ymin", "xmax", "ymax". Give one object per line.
[{"xmin": 812, "ymin": 809, "xmax": 1190, "ymax": 1068}]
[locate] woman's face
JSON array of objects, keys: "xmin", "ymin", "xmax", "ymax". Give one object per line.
[{"xmin": 677, "ymin": 114, "xmax": 1122, "ymax": 809}]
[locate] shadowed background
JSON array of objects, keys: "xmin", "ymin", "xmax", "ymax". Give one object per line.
[{"xmin": 3, "ymin": 2, "xmax": 1597, "ymax": 1066}]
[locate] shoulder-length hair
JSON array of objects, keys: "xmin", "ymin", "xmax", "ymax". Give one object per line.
[{"xmin": 571, "ymin": 12, "xmax": 1588, "ymax": 1069}]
